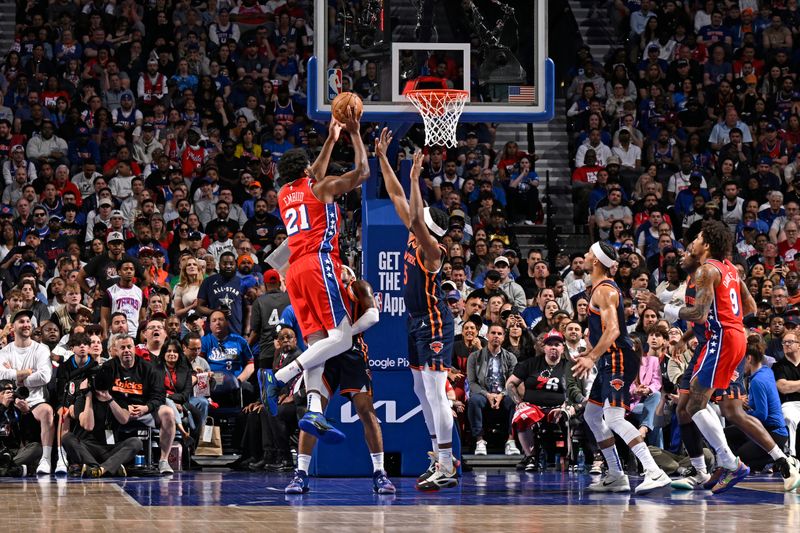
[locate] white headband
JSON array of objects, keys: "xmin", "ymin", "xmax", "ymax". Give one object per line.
[
  {"xmin": 423, "ymin": 207, "xmax": 447, "ymax": 237},
  {"xmin": 591, "ymin": 242, "xmax": 617, "ymax": 269}
]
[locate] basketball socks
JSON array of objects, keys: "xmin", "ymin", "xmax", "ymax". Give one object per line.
[
  {"xmin": 630, "ymin": 442, "xmax": 659, "ymax": 473},
  {"xmin": 690, "ymin": 456, "xmax": 707, "ymax": 473},
  {"xmin": 600, "ymin": 446, "xmax": 624, "ymax": 475},
  {"xmin": 275, "ymin": 360, "xmax": 303, "ymax": 384},
  {"xmin": 370, "ymin": 452, "xmax": 384, "ymax": 473},
  {"xmin": 680, "ymin": 422, "xmax": 705, "ymax": 459},
  {"xmin": 438, "ymin": 447, "xmax": 453, "ymax": 472},
  {"xmin": 42, "ymin": 446, "xmax": 52, "ymax": 461},
  {"xmin": 305, "ymin": 367, "xmax": 325, "ymax": 413},
  {"xmin": 692, "ymin": 408, "xmax": 738, "ymax": 470},
  {"xmin": 297, "ymin": 454, "xmax": 311, "ymax": 473},
  {"xmin": 275, "ymin": 322, "xmax": 353, "ymax": 383},
  {"xmin": 431, "ymin": 437, "xmax": 439, "ymax": 455},
  {"xmin": 768, "ymin": 445, "xmax": 787, "ymax": 461}
]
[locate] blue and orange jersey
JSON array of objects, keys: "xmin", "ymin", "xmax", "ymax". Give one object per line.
[
  {"xmin": 704, "ymin": 258, "xmax": 744, "ymax": 336},
  {"xmin": 588, "ymin": 279, "xmax": 634, "ymax": 352},
  {"xmin": 685, "ymin": 273, "xmax": 708, "ymax": 345},
  {"xmin": 278, "ymin": 177, "xmax": 342, "ymax": 263},
  {"xmin": 403, "ymin": 234, "xmax": 448, "ymax": 322}
]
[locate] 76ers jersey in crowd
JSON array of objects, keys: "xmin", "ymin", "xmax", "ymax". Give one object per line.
[
  {"xmin": 278, "ymin": 177, "xmax": 342, "ymax": 263},
  {"xmin": 704, "ymin": 259, "xmax": 744, "ymax": 336}
]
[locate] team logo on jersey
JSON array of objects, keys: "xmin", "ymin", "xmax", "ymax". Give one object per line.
[
  {"xmin": 429, "ymin": 341, "xmax": 444, "ymax": 354},
  {"xmin": 610, "ymin": 378, "xmax": 625, "ymax": 391}
]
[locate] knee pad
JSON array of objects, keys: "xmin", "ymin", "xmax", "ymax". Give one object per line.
[
  {"xmin": 584, "ymin": 402, "xmax": 613, "ymax": 442},
  {"xmin": 604, "ymin": 406, "xmax": 640, "ymax": 443}
]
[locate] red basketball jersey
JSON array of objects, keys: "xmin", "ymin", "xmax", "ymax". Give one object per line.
[
  {"xmin": 278, "ymin": 177, "xmax": 341, "ymax": 263},
  {"xmin": 705, "ymin": 259, "xmax": 744, "ymax": 336}
]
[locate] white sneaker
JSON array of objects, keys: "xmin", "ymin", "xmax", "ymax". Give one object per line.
[
  {"xmin": 416, "ymin": 464, "xmax": 458, "ymax": 491},
  {"xmin": 475, "ymin": 440, "xmax": 487, "ymax": 455},
  {"xmin": 36, "ymin": 457, "xmax": 51, "ymax": 476},
  {"xmin": 588, "ymin": 472, "xmax": 630, "ymax": 492},
  {"xmin": 589, "ymin": 459, "xmax": 604, "ymax": 475},
  {"xmin": 671, "ymin": 466, "xmax": 710, "ymax": 490},
  {"xmin": 504, "ymin": 440, "xmax": 521, "ymax": 455},
  {"xmin": 158, "ymin": 460, "xmax": 174, "ymax": 474},
  {"xmin": 777, "ymin": 456, "xmax": 800, "ymax": 492},
  {"xmin": 54, "ymin": 459, "xmax": 68, "ymax": 476},
  {"xmin": 635, "ymin": 469, "xmax": 672, "ymax": 494}
]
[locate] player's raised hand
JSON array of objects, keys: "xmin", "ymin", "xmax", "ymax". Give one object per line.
[
  {"xmin": 410, "ymin": 151, "xmax": 424, "ymax": 178},
  {"xmin": 342, "ymin": 106, "xmax": 361, "ymax": 134},
  {"xmin": 375, "ymin": 127, "xmax": 393, "ymax": 158},
  {"xmin": 328, "ymin": 118, "xmax": 343, "ymax": 142}
]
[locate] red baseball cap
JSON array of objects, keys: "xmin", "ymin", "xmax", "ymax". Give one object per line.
[{"xmin": 263, "ymin": 269, "xmax": 281, "ymax": 284}]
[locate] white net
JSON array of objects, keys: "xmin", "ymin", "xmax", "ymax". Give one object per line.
[{"xmin": 405, "ymin": 90, "xmax": 469, "ymax": 148}]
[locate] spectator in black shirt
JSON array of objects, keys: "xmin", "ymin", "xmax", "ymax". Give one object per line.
[
  {"xmin": 773, "ymin": 330, "xmax": 800, "ymax": 457},
  {"xmin": 106, "ymin": 334, "xmax": 175, "ymax": 474},
  {"xmin": 78, "ymin": 231, "xmax": 143, "ymax": 292},
  {"xmin": 61, "ymin": 362, "xmax": 143, "ymax": 478}
]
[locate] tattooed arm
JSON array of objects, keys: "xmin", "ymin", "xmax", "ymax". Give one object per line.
[{"xmin": 673, "ymin": 264, "xmax": 719, "ymax": 323}]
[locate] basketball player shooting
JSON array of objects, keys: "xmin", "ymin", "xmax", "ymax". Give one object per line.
[
  {"xmin": 376, "ymin": 127, "xmax": 457, "ymax": 491},
  {"xmin": 260, "ymin": 106, "xmax": 372, "ymax": 444},
  {"xmin": 572, "ymin": 241, "xmax": 671, "ymax": 494},
  {"xmin": 649, "ymin": 220, "xmax": 800, "ymax": 493}
]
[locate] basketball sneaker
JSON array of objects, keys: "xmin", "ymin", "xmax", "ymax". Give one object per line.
[
  {"xmin": 298, "ymin": 412, "xmax": 346, "ymax": 444},
  {"xmin": 372, "ymin": 470, "xmax": 397, "ymax": 494},
  {"xmin": 505, "ymin": 440, "xmax": 521, "ymax": 455},
  {"xmin": 417, "ymin": 452, "xmax": 437, "ymax": 483},
  {"xmin": 285, "ymin": 470, "xmax": 310, "ymax": 494},
  {"xmin": 711, "ymin": 459, "xmax": 750, "ymax": 494},
  {"xmin": 257, "ymin": 368, "xmax": 281, "ymax": 416},
  {"xmin": 416, "ymin": 464, "xmax": 458, "ymax": 491},
  {"xmin": 634, "ymin": 469, "xmax": 671, "ymax": 494},
  {"xmin": 775, "ymin": 456, "xmax": 800, "ymax": 491},
  {"xmin": 587, "ymin": 472, "xmax": 630, "ymax": 492},
  {"xmin": 703, "ymin": 467, "xmax": 723, "ymax": 490},
  {"xmin": 671, "ymin": 466, "xmax": 711, "ymax": 490},
  {"xmin": 474, "ymin": 440, "xmax": 487, "ymax": 455}
]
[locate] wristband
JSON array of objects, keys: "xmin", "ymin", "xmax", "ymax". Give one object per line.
[{"xmin": 664, "ymin": 303, "xmax": 681, "ymax": 324}]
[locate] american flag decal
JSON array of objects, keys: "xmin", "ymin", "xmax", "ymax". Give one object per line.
[{"xmin": 508, "ymin": 85, "xmax": 536, "ymax": 103}]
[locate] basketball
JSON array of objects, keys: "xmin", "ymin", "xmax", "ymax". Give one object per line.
[{"xmin": 331, "ymin": 92, "xmax": 363, "ymax": 122}]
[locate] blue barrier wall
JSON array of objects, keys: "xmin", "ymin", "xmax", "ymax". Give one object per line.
[{"xmin": 313, "ymin": 158, "xmax": 460, "ymax": 477}]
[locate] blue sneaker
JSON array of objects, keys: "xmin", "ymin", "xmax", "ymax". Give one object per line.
[
  {"xmin": 711, "ymin": 459, "xmax": 750, "ymax": 494},
  {"xmin": 285, "ymin": 470, "xmax": 309, "ymax": 494},
  {"xmin": 298, "ymin": 411, "xmax": 346, "ymax": 444},
  {"xmin": 257, "ymin": 368, "xmax": 281, "ymax": 416},
  {"xmin": 373, "ymin": 470, "xmax": 396, "ymax": 494}
]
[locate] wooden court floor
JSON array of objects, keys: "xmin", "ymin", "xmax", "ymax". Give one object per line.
[{"xmin": 4, "ymin": 471, "xmax": 800, "ymax": 533}]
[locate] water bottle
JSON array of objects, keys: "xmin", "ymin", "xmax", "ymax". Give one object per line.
[
  {"xmin": 134, "ymin": 454, "xmax": 145, "ymax": 467},
  {"xmin": 577, "ymin": 450, "xmax": 585, "ymax": 473}
]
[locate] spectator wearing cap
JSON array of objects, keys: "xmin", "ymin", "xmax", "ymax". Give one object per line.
[
  {"xmin": 78, "ymin": 231, "xmax": 144, "ymax": 293},
  {"xmin": 493, "ymin": 256, "xmax": 526, "ymax": 310},
  {"xmin": 248, "ymin": 270, "xmax": 290, "ymax": 366},
  {"xmin": 132, "ymin": 123, "xmax": 161, "ymax": 165},
  {"xmin": 2, "ymin": 144, "xmax": 37, "ymax": 186},
  {"xmin": 242, "ymin": 180, "xmax": 264, "ymax": 219},
  {"xmin": 67, "ymin": 127, "xmax": 101, "ymax": 170},
  {"xmin": 759, "ymin": 121, "xmax": 789, "ymax": 167},
  {"xmin": 505, "ymin": 329, "xmax": 569, "ymax": 468},
  {"xmin": 467, "ymin": 322, "xmax": 519, "ymax": 456},
  {"xmin": 111, "ymin": 90, "xmax": 143, "ymax": 135},
  {"xmin": 753, "ymin": 156, "xmax": 783, "ymax": 193}
]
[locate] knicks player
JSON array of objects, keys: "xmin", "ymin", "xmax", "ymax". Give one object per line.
[
  {"xmin": 653, "ymin": 220, "xmax": 800, "ymax": 493},
  {"xmin": 572, "ymin": 241, "xmax": 671, "ymax": 494},
  {"xmin": 284, "ymin": 266, "xmax": 396, "ymax": 495},
  {"xmin": 261, "ymin": 108, "xmax": 370, "ymax": 443},
  {"xmin": 377, "ymin": 128, "xmax": 457, "ymax": 491}
]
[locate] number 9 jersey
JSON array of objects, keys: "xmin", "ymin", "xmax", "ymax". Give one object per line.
[{"xmin": 278, "ymin": 177, "xmax": 351, "ymax": 339}]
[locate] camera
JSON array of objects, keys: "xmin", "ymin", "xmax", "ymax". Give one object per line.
[
  {"xmin": 86, "ymin": 365, "xmax": 115, "ymax": 392},
  {"xmin": 0, "ymin": 380, "xmax": 28, "ymax": 401}
]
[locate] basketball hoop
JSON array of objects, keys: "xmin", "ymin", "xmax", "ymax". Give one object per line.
[{"xmin": 405, "ymin": 89, "xmax": 469, "ymax": 149}]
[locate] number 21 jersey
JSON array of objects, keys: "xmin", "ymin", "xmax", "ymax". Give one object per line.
[{"xmin": 278, "ymin": 177, "xmax": 342, "ymax": 264}]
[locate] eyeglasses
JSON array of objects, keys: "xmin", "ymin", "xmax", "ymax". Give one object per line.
[
  {"xmin": 34, "ymin": 213, "xmax": 46, "ymax": 217},
  {"xmin": 783, "ymin": 340, "xmax": 797, "ymax": 345}
]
